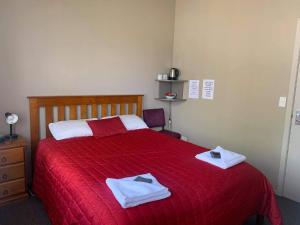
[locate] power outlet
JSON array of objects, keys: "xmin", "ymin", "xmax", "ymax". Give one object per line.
[{"xmin": 181, "ymin": 136, "xmax": 188, "ymax": 141}]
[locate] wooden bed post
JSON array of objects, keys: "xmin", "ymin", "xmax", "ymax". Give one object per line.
[
  {"xmin": 28, "ymin": 97, "xmax": 40, "ymax": 166},
  {"xmin": 256, "ymin": 215, "xmax": 264, "ymax": 225},
  {"xmin": 137, "ymin": 95, "xmax": 143, "ymax": 117}
]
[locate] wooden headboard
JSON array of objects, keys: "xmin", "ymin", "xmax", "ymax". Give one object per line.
[{"xmin": 28, "ymin": 95, "xmax": 143, "ymax": 161}]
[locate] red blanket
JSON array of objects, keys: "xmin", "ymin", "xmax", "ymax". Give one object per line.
[{"xmin": 33, "ymin": 129, "xmax": 282, "ymax": 225}]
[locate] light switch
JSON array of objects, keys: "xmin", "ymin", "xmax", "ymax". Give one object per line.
[{"xmin": 278, "ymin": 97, "xmax": 287, "ymax": 108}]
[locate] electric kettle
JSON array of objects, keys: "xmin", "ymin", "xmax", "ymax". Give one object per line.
[{"xmin": 169, "ymin": 68, "xmax": 180, "ymax": 80}]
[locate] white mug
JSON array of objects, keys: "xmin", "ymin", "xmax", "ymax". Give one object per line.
[
  {"xmin": 162, "ymin": 74, "xmax": 168, "ymax": 80},
  {"xmin": 157, "ymin": 74, "xmax": 163, "ymax": 80}
]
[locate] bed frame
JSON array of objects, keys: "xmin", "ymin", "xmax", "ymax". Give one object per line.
[
  {"xmin": 28, "ymin": 95, "xmax": 143, "ymax": 163},
  {"xmin": 27, "ymin": 94, "xmax": 265, "ymax": 224}
]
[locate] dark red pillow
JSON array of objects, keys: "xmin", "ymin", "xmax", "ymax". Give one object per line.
[{"xmin": 87, "ymin": 117, "xmax": 127, "ymax": 138}]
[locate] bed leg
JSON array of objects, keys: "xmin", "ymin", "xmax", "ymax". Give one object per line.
[{"xmin": 256, "ymin": 215, "xmax": 264, "ymax": 225}]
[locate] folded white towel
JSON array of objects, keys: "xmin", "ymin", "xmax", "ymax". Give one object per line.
[
  {"xmin": 106, "ymin": 173, "xmax": 171, "ymax": 208},
  {"xmin": 195, "ymin": 146, "xmax": 246, "ymax": 169}
]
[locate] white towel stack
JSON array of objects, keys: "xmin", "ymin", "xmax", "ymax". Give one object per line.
[
  {"xmin": 195, "ymin": 146, "xmax": 246, "ymax": 169},
  {"xmin": 106, "ymin": 173, "xmax": 171, "ymax": 208}
]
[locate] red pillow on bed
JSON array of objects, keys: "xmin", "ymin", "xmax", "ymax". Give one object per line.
[{"xmin": 87, "ymin": 117, "xmax": 127, "ymax": 138}]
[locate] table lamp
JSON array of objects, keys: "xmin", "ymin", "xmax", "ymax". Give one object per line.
[{"xmin": 5, "ymin": 112, "xmax": 19, "ymax": 139}]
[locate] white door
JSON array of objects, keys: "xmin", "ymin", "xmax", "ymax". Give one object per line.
[{"xmin": 284, "ymin": 21, "xmax": 300, "ymax": 203}]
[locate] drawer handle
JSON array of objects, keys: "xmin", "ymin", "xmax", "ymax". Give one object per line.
[
  {"xmin": 2, "ymin": 189, "xmax": 8, "ymax": 196},
  {"xmin": 1, "ymin": 156, "xmax": 7, "ymax": 163},
  {"xmin": 2, "ymin": 174, "xmax": 8, "ymax": 180}
]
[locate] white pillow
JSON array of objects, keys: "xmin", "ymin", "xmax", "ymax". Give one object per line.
[
  {"xmin": 119, "ymin": 115, "xmax": 148, "ymax": 130},
  {"xmin": 49, "ymin": 120, "xmax": 93, "ymax": 140}
]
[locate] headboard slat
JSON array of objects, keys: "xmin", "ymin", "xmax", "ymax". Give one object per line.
[
  {"xmin": 80, "ymin": 105, "xmax": 88, "ymax": 119},
  {"xmin": 120, "ymin": 104, "xmax": 126, "ymax": 115},
  {"xmin": 70, "ymin": 105, "xmax": 77, "ymax": 120},
  {"xmin": 58, "ymin": 106, "xmax": 65, "ymax": 121},
  {"xmin": 45, "ymin": 106, "xmax": 53, "ymax": 138},
  {"xmin": 128, "ymin": 103, "xmax": 133, "ymax": 114},
  {"xmin": 111, "ymin": 104, "xmax": 116, "ymax": 116},
  {"xmin": 92, "ymin": 104, "xmax": 98, "ymax": 118},
  {"xmin": 101, "ymin": 104, "xmax": 107, "ymax": 117}
]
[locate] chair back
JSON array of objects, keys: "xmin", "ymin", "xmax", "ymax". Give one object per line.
[{"xmin": 143, "ymin": 108, "xmax": 165, "ymax": 129}]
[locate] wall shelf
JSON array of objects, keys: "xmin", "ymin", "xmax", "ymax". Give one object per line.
[
  {"xmin": 155, "ymin": 98, "xmax": 186, "ymax": 102},
  {"xmin": 155, "ymin": 79, "xmax": 188, "ymax": 83},
  {"xmin": 155, "ymin": 79, "xmax": 187, "ymax": 129},
  {"xmin": 155, "ymin": 79, "xmax": 187, "ymax": 100}
]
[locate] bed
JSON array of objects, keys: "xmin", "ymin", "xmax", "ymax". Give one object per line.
[{"xmin": 28, "ymin": 95, "xmax": 282, "ymax": 225}]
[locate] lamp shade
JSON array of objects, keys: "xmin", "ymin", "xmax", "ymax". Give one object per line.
[{"xmin": 5, "ymin": 112, "xmax": 18, "ymax": 125}]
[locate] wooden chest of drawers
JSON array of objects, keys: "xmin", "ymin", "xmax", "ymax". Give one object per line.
[{"xmin": 0, "ymin": 137, "xmax": 28, "ymax": 206}]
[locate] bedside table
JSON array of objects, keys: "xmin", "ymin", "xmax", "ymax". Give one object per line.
[{"xmin": 0, "ymin": 137, "xmax": 28, "ymax": 206}]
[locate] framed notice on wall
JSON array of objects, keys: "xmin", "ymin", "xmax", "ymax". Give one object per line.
[
  {"xmin": 188, "ymin": 80, "xmax": 200, "ymax": 99},
  {"xmin": 202, "ymin": 79, "xmax": 215, "ymax": 100}
]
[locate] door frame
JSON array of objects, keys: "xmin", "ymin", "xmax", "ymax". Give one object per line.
[{"xmin": 278, "ymin": 18, "xmax": 300, "ymax": 195}]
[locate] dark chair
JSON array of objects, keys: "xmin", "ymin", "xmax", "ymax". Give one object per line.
[{"xmin": 143, "ymin": 108, "xmax": 181, "ymax": 139}]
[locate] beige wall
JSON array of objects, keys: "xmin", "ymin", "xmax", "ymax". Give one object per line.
[
  {"xmin": 173, "ymin": 0, "xmax": 300, "ymax": 188},
  {"xmin": 0, "ymin": 0, "xmax": 175, "ymax": 138},
  {"xmin": 1, "ymin": 0, "xmax": 299, "ymax": 189}
]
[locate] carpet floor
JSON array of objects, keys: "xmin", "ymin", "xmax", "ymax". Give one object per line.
[{"xmin": 0, "ymin": 196, "xmax": 299, "ymax": 225}]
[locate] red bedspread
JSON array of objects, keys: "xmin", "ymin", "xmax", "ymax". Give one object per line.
[{"xmin": 33, "ymin": 129, "xmax": 282, "ymax": 225}]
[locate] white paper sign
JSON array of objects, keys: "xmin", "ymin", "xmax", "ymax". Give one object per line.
[
  {"xmin": 202, "ymin": 79, "xmax": 215, "ymax": 100},
  {"xmin": 188, "ymin": 80, "xmax": 200, "ymax": 99}
]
